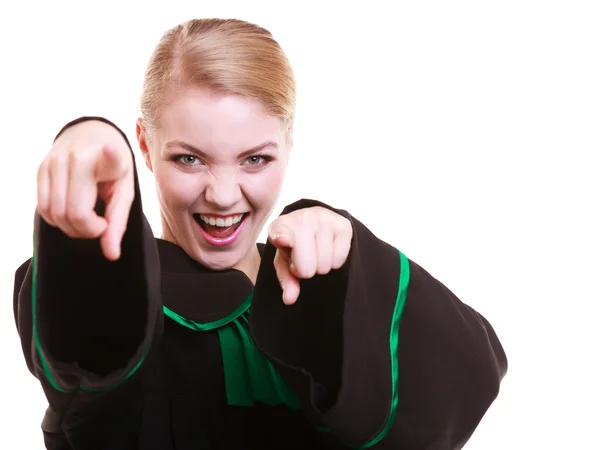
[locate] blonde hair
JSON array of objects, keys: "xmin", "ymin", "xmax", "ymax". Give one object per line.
[{"xmin": 140, "ymin": 18, "xmax": 296, "ymax": 135}]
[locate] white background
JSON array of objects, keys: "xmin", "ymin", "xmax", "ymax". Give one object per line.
[{"xmin": 1, "ymin": 1, "xmax": 598, "ymax": 448}]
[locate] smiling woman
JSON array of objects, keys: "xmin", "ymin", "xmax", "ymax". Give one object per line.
[
  {"xmin": 13, "ymin": 17, "xmax": 507, "ymax": 450},
  {"xmin": 138, "ymin": 18, "xmax": 294, "ymax": 275},
  {"xmin": 138, "ymin": 85, "xmax": 291, "ymax": 273}
]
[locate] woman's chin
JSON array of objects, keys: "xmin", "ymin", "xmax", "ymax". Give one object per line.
[
  {"xmin": 195, "ymin": 252, "xmax": 239, "ymax": 271},
  {"xmin": 188, "ymin": 245, "xmax": 247, "ymax": 271}
]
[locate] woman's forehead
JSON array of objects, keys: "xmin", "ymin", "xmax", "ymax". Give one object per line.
[
  {"xmin": 152, "ymin": 87, "xmax": 287, "ymax": 159},
  {"xmin": 157, "ymin": 87, "xmax": 285, "ymax": 141}
]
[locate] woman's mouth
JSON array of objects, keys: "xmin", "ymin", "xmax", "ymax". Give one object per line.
[{"xmin": 193, "ymin": 213, "xmax": 249, "ymax": 246}]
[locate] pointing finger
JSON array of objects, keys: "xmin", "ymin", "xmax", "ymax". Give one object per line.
[{"xmin": 100, "ymin": 178, "xmax": 134, "ymax": 261}]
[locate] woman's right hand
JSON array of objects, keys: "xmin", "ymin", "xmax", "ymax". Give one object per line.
[{"xmin": 36, "ymin": 119, "xmax": 135, "ymax": 261}]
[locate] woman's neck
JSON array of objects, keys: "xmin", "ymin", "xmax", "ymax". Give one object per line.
[
  {"xmin": 160, "ymin": 217, "xmax": 262, "ymax": 284},
  {"xmin": 233, "ymin": 243, "xmax": 262, "ymax": 284}
]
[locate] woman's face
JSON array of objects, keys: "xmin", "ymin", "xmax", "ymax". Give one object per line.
[{"xmin": 137, "ymin": 86, "xmax": 292, "ymax": 271}]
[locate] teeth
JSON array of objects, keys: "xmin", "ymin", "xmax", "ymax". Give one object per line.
[{"xmin": 199, "ymin": 214, "xmax": 244, "ymax": 227}]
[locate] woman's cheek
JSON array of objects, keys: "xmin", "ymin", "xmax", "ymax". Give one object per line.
[
  {"xmin": 157, "ymin": 168, "xmax": 205, "ymax": 208},
  {"xmin": 250, "ymin": 167, "xmax": 286, "ymax": 202}
]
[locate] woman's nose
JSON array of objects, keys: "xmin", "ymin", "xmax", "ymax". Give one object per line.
[{"xmin": 204, "ymin": 171, "xmax": 243, "ymax": 209}]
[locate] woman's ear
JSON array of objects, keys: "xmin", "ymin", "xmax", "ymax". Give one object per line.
[{"xmin": 136, "ymin": 118, "xmax": 153, "ymax": 172}]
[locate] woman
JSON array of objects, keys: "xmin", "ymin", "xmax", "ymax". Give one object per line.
[{"xmin": 14, "ymin": 18, "xmax": 507, "ymax": 449}]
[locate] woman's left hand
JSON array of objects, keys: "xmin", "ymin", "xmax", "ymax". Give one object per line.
[{"xmin": 268, "ymin": 206, "xmax": 353, "ymax": 305}]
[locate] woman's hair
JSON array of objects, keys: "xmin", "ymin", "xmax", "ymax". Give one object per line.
[{"xmin": 140, "ymin": 18, "xmax": 296, "ymax": 135}]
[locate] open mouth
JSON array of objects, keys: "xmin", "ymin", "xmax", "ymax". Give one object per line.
[{"xmin": 193, "ymin": 213, "xmax": 249, "ymax": 239}]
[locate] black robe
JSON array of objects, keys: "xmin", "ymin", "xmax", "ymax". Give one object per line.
[{"xmin": 13, "ymin": 117, "xmax": 507, "ymax": 450}]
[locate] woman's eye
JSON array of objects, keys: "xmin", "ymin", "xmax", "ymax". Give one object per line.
[
  {"xmin": 176, "ymin": 155, "xmax": 202, "ymax": 166},
  {"xmin": 243, "ymin": 155, "xmax": 272, "ymax": 166}
]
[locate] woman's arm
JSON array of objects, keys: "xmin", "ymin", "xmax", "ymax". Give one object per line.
[
  {"xmin": 250, "ymin": 199, "xmax": 507, "ymax": 449},
  {"xmin": 13, "ymin": 117, "xmax": 163, "ymax": 445}
]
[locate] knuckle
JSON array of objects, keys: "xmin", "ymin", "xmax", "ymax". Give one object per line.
[
  {"xmin": 67, "ymin": 147, "xmax": 78, "ymax": 163},
  {"xmin": 68, "ymin": 146, "xmax": 92, "ymax": 166},
  {"xmin": 317, "ymin": 208, "xmax": 332, "ymax": 224},
  {"xmin": 53, "ymin": 211, "xmax": 67, "ymax": 224},
  {"xmin": 316, "ymin": 260, "xmax": 331, "ymax": 275},
  {"xmin": 296, "ymin": 265, "xmax": 316, "ymax": 279},
  {"xmin": 332, "ymin": 250, "xmax": 349, "ymax": 269},
  {"xmin": 66, "ymin": 207, "xmax": 89, "ymax": 225},
  {"xmin": 45, "ymin": 153, "xmax": 57, "ymax": 168},
  {"xmin": 54, "ymin": 151, "xmax": 70, "ymax": 165},
  {"xmin": 38, "ymin": 208, "xmax": 51, "ymax": 223},
  {"xmin": 50, "ymin": 206, "xmax": 67, "ymax": 224},
  {"xmin": 270, "ymin": 219, "xmax": 287, "ymax": 236},
  {"xmin": 62, "ymin": 228, "xmax": 78, "ymax": 238},
  {"xmin": 48, "ymin": 153, "xmax": 68, "ymax": 172},
  {"xmin": 299, "ymin": 208, "xmax": 315, "ymax": 227},
  {"xmin": 331, "ymin": 260, "xmax": 344, "ymax": 270},
  {"xmin": 316, "ymin": 267, "xmax": 330, "ymax": 276}
]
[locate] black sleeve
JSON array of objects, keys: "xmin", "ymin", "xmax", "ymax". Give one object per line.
[
  {"xmin": 13, "ymin": 117, "xmax": 162, "ymax": 415},
  {"xmin": 249, "ymin": 199, "xmax": 508, "ymax": 450}
]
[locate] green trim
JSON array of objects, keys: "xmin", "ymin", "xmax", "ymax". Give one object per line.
[
  {"xmin": 162, "ymin": 293, "xmax": 252, "ymax": 331},
  {"xmin": 351, "ymin": 250, "xmax": 410, "ymax": 449},
  {"xmin": 81, "ymin": 349, "xmax": 148, "ymax": 393},
  {"xmin": 31, "ymin": 237, "xmax": 147, "ymax": 393},
  {"xmin": 31, "ymin": 252, "xmax": 70, "ymax": 393},
  {"xmin": 163, "ymin": 292, "xmax": 299, "ymax": 409}
]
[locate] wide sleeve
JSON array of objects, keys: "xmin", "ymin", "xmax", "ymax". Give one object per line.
[
  {"xmin": 249, "ymin": 199, "xmax": 508, "ymax": 450},
  {"xmin": 13, "ymin": 117, "xmax": 162, "ymax": 406}
]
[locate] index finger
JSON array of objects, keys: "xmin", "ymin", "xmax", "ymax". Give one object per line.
[{"xmin": 100, "ymin": 179, "xmax": 134, "ymax": 261}]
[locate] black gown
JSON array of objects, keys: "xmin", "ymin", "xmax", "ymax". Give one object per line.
[{"xmin": 13, "ymin": 117, "xmax": 507, "ymax": 450}]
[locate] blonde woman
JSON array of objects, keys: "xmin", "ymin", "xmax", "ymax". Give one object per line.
[{"xmin": 14, "ymin": 18, "xmax": 507, "ymax": 450}]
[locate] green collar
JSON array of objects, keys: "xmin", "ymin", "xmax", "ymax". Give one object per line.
[{"xmin": 163, "ymin": 293, "xmax": 300, "ymax": 410}]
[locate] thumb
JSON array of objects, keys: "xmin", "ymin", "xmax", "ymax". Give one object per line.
[
  {"xmin": 268, "ymin": 222, "xmax": 294, "ymax": 249},
  {"xmin": 100, "ymin": 178, "xmax": 134, "ymax": 261},
  {"xmin": 95, "ymin": 145, "xmax": 130, "ymax": 183}
]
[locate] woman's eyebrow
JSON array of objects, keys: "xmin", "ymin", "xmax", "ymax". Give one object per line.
[{"xmin": 165, "ymin": 140, "xmax": 279, "ymax": 159}]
